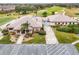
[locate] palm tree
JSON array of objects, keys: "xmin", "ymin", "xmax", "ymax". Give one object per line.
[
  {"xmin": 21, "ymin": 23, "xmax": 29, "ymax": 34},
  {"xmin": 42, "ymin": 12, "xmax": 47, "ymax": 17}
]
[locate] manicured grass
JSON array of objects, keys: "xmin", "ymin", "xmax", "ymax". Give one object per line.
[
  {"xmin": 37, "ymin": 9, "xmax": 52, "ymax": 16},
  {"xmin": 0, "ymin": 35, "xmax": 14, "ymax": 44},
  {"xmin": 47, "ymin": 6, "xmax": 63, "ymax": 12},
  {"xmin": 54, "ymin": 30, "xmax": 79, "ymax": 43},
  {"xmin": 37, "ymin": 6, "xmax": 63, "ymax": 16},
  {"xmin": 0, "ymin": 16, "xmax": 14, "ymax": 26},
  {"xmin": 23, "ymin": 33, "xmax": 46, "ymax": 44},
  {"xmin": 75, "ymin": 43, "xmax": 79, "ymax": 52},
  {"xmin": 0, "ymin": 13, "xmax": 21, "ymax": 26}
]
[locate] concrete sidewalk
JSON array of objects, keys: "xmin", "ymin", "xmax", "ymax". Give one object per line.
[
  {"xmin": 16, "ymin": 34, "xmax": 25, "ymax": 44},
  {"xmin": 44, "ymin": 25, "xmax": 58, "ymax": 44},
  {"xmin": 0, "ymin": 31, "xmax": 3, "ymax": 40},
  {"xmin": 72, "ymin": 40, "xmax": 79, "ymax": 45},
  {"xmin": 0, "ymin": 31, "xmax": 3, "ymax": 36}
]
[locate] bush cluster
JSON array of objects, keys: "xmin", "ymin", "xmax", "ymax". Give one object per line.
[
  {"xmin": 2, "ymin": 29, "xmax": 9, "ymax": 35},
  {"xmin": 56, "ymin": 24, "xmax": 79, "ymax": 34},
  {"xmin": 38, "ymin": 30, "xmax": 46, "ymax": 35}
]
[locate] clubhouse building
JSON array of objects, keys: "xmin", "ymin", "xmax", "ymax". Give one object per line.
[
  {"xmin": 45, "ymin": 14, "xmax": 79, "ymax": 26},
  {"xmin": 0, "ymin": 13, "xmax": 79, "ymax": 36},
  {"xmin": 5, "ymin": 16, "xmax": 43, "ymax": 36}
]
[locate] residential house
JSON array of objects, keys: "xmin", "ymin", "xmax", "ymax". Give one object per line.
[{"xmin": 0, "ymin": 4, "xmax": 15, "ymax": 12}]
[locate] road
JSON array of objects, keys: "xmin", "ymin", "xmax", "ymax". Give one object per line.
[
  {"xmin": 44, "ymin": 24, "xmax": 59, "ymax": 44},
  {"xmin": 16, "ymin": 34, "xmax": 25, "ymax": 44}
]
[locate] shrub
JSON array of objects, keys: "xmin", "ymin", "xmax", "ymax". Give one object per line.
[
  {"xmin": 38, "ymin": 30, "xmax": 46, "ymax": 35},
  {"xmin": 56, "ymin": 26, "xmax": 72, "ymax": 33},
  {"xmin": 54, "ymin": 24, "xmax": 61, "ymax": 28},
  {"xmin": 75, "ymin": 13, "xmax": 79, "ymax": 15},
  {"xmin": 68, "ymin": 24, "xmax": 78, "ymax": 27},
  {"xmin": 73, "ymin": 27, "xmax": 79, "ymax": 34},
  {"xmin": 42, "ymin": 12, "xmax": 47, "ymax": 17},
  {"xmin": 52, "ymin": 12, "xmax": 55, "ymax": 15},
  {"xmin": 2, "ymin": 29, "xmax": 9, "ymax": 35},
  {"xmin": 56, "ymin": 24, "xmax": 79, "ymax": 34},
  {"xmin": 68, "ymin": 24, "xmax": 79, "ymax": 33}
]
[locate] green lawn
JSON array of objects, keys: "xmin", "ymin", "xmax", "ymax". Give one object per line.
[
  {"xmin": 0, "ymin": 16, "xmax": 15, "ymax": 26},
  {"xmin": 75, "ymin": 43, "xmax": 79, "ymax": 52},
  {"xmin": 37, "ymin": 6, "xmax": 63, "ymax": 16},
  {"xmin": 23, "ymin": 33, "xmax": 46, "ymax": 44},
  {"xmin": 37, "ymin": 9, "xmax": 52, "ymax": 16},
  {"xmin": 47, "ymin": 6, "xmax": 63, "ymax": 12},
  {"xmin": 54, "ymin": 30, "xmax": 79, "ymax": 43},
  {"xmin": 0, "ymin": 35, "xmax": 14, "ymax": 44},
  {"xmin": 0, "ymin": 13, "xmax": 21, "ymax": 26}
]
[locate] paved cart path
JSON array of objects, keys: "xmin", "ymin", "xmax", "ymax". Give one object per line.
[
  {"xmin": 0, "ymin": 31, "xmax": 3, "ymax": 40},
  {"xmin": 72, "ymin": 40, "xmax": 79, "ymax": 45},
  {"xmin": 44, "ymin": 25, "xmax": 58, "ymax": 44},
  {"xmin": 0, "ymin": 31, "xmax": 3, "ymax": 36},
  {"xmin": 16, "ymin": 34, "xmax": 25, "ymax": 44}
]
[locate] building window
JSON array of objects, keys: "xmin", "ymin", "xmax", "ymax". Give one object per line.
[
  {"xmin": 17, "ymin": 30, "xmax": 20, "ymax": 33},
  {"xmin": 9, "ymin": 28, "xmax": 13, "ymax": 30}
]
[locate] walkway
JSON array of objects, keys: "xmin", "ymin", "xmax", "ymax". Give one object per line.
[
  {"xmin": 0, "ymin": 31, "xmax": 3, "ymax": 40},
  {"xmin": 0, "ymin": 31, "xmax": 3, "ymax": 36},
  {"xmin": 72, "ymin": 40, "xmax": 79, "ymax": 45},
  {"xmin": 16, "ymin": 34, "xmax": 25, "ymax": 44},
  {"xmin": 44, "ymin": 25, "xmax": 58, "ymax": 44}
]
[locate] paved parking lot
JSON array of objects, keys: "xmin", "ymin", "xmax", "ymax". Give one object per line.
[{"xmin": 0, "ymin": 44, "xmax": 78, "ymax": 55}]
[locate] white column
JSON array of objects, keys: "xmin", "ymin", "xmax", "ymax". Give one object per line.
[
  {"xmin": 52, "ymin": 23, "xmax": 55, "ymax": 26},
  {"xmin": 74, "ymin": 22, "xmax": 77, "ymax": 24},
  {"xmin": 71, "ymin": 22, "xmax": 73, "ymax": 24},
  {"xmin": 67, "ymin": 22, "xmax": 70, "ymax": 25}
]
